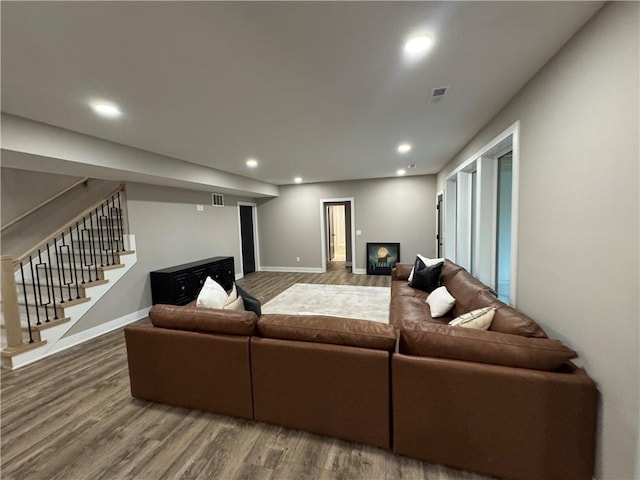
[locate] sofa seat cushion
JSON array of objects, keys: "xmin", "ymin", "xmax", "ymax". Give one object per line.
[
  {"xmin": 258, "ymin": 314, "xmax": 396, "ymax": 351},
  {"xmin": 391, "ymin": 281, "xmax": 429, "ymax": 300},
  {"xmin": 149, "ymin": 304, "xmax": 258, "ymax": 336},
  {"xmin": 399, "ymin": 323, "xmax": 576, "ymax": 371},
  {"xmin": 389, "ymin": 296, "xmax": 452, "ymax": 329},
  {"xmin": 471, "ymin": 291, "xmax": 547, "ymax": 338}
]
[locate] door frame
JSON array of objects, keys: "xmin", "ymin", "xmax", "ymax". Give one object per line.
[
  {"xmin": 319, "ymin": 197, "xmax": 357, "ymax": 274},
  {"xmin": 237, "ymin": 201, "xmax": 261, "ymax": 278},
  {"xmin": 436, "ymin": 191, "xmax": 444, "ymax": 258}
]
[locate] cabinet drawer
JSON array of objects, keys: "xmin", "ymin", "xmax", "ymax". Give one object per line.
[{"xmin": 172, "ymin": 273, "xmax": 191, "ymax": 305}]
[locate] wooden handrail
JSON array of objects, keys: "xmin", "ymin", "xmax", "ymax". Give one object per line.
[
  {"xmin": 1, "ymin": 177, "xmax": 90, "ymax": 232},
  {"xmin": 12, "ymin": 184, "xmax": 126, "ymax": 267}
]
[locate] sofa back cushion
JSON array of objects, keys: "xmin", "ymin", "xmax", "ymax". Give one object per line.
[
  {"xmin": 442, "ymin": 268, "xmax": 492, "ymax": 317},
  {"xmin": 399, "ymin": 323, "xmax": 576, "ymax": 371},
  {"xmin": 471, "ymin": 290, "xmax": 547, "ymax": 338},
  {"xmin": 149, "ymin": 304, "xmax": 258, "ymax": 336},
  {"xmin": 258, "ymin": 314, "xmax": 396, "ymax": 351},
  {"xmin": 439, "ymin": 259, "xmax": 464, "ymax": 285}
]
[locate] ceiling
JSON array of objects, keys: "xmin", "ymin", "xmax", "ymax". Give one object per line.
[{"xmin": 1, "ymin": 1, "xmax": 602, "ymax": 186}]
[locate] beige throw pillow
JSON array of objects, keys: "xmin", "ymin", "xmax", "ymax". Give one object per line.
[
  {"xmin": 426, "ymin": 285, "xmax": 456, "ymax": 317},
  {"xmin": 449, "ymin": 307, "xmax": 495, "ymax": 330},
  {"xmin": 223, "ymin": 283, "xmax": 245, "ymax": 311}
]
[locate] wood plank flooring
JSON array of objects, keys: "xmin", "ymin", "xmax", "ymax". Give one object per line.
[{"xmin": 1, "ymin": 270, "xmax": 492, "ymax": 480}]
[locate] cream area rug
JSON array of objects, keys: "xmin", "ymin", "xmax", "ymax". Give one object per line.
[{"xmin": 262, "ymin": 283, "xmax": 390, "ymax": 323}]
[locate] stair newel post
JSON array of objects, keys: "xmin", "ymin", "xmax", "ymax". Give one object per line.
[
  {"xmin": 1, "ymin": 256, "xmax": 24, "ymax": 348},
  {"xmin": 76, "ymin": 221, "xmax": 86, "ymax": 285},
  {"xmin": 69, "ymin": 226, "xmax": 80, "ymax": 299},
  {"xmin": 29, "ymin": 255, "xmax": 41, "ymax": 326},
  {"xmin": 19, "ymin": 262, "xmax": 34, "ymax": 343}
]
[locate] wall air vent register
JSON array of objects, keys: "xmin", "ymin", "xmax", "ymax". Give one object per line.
[{"xmin": 212, "ymin": 193, "xmax": 224, "ymax": 207}]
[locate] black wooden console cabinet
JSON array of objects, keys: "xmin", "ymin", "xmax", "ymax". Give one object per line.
[{"xmin": 150, "ymin": 256, "xmax": 235, "ymax": 305}]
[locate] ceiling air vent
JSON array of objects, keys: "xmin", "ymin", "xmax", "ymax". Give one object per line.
[
  {"xmin": 429, "ymin": 86, "xmax": 449, "ymax": 104},
  {"xmin": 212, "ymin": 193, "xmax": 224, "ymax": 207}
]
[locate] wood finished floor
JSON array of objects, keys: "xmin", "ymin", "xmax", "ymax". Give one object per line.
[{"xmin": 1, "ymin": 270, "xmax": 492, "ymax": 480}]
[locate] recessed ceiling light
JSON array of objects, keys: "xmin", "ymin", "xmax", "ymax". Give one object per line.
[
  {"xmin": 246, "ymin": 158, "xmax": 258, "ymax": 168},
  {"xmin": 90, "ymin": 102, "xmax": 122, "ymax": 118},
  {"xmin": 397, "ymin": 143, "xmax": 412, "ymax": 154},
  {"xmin": 404, "ymin": 33, "xmax": 434, "ymax": 56},
  {"xmin": 397, "ymin": 169, "xmax": 407, "ymax": 176},
  {"xmin": 294, "ymin": 177, "xmax": 303, "ymax": 184}
]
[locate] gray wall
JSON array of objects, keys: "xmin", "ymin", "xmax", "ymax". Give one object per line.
[
  {"xmin": 258, "ymin": 175, "xmax": 437, "ymax": 271},
  {"xmin": 437, "ymin": 4, "xmax": 638, "ymax": 479},
  {"xmin": 1, "ymin": 167, "xmax": 81, "ymax": 225},
  {"xmin": 64, "ymin": 182, "xmax": 253, "ymax": 336}
]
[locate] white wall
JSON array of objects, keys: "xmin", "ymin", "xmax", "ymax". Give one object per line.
[
  {"xmin": 437, "ymin": 4, "xmax": 639, "ymax": 478},
  {"xmin": 64, "ymin": 182, "xmax": 253, "ymax": 336},
  {"xmin": 258, "ymin": 175, "xmax": 437, "ymax": 271}
]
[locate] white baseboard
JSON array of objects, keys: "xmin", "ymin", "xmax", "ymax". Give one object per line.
[
  {"xmin": 48, "ymin": 307, "xmax": 150, "ymax": 356},
  {"xmin": 235, "ymin": 273, "xmax": 244, "ymax": 281},
  {"xmin": 353, "ymin": 268, "xmax": 367, "ymax": 275},
  {"xmin": 260, "ymin": 266, "xmax": 325, "ymax": 274}
]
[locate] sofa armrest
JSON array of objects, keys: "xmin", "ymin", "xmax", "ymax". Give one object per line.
[
  {"xmin": 124, "ymin": 325, "xmax": 254, "ymax": 419},
  {"xmin": 392, "ymin": 354, "xmax": 597, "ymax": 480},
  {"xmin": 392, "ymin": 263, "xmax": 413, "ymax": 281}
]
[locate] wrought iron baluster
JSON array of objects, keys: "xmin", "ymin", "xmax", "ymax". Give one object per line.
[
  {"xmin": 35, "ymin": 249, "xmax": 50, "ymax": 323},
  {"xmin": 69, "ymin": 226, "xmax": 80, "ymax": 299},
  {"xmin": 45, "ymin": 243, "xmax": 58, "ymax": 320},
  {"xmin": 76, "ymin": 221, "xmax": 86, "ymax": 285},
  {"xmin": 28, "ymin": 256, "xmax": 41, "ymax": 326},
  {"xmin": 95, "ymin": 207, "xmax": 105, "ymax": 267},
  {"xmin": 54, "ymin": 236, "xmax": 65, "ymax": 302},
  {"xmin": 116, "ymin": 191, "xmax": 125, "ymax": 251},
  {"xmin": 20, "ymin": 262, "xmax": 34, "ymax": 343},
  {"xmin": 59, "ymin": 232, "xmax": 73, "ymax": 301}
]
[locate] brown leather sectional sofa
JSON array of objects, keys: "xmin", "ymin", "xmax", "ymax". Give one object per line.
[
  {"xmin": 390, "ymin": 260, "xmax": 598, "ymax": 480},
  {"xmin": 125, "ymin": 259, "xmax": 598, "ymax": 480}
]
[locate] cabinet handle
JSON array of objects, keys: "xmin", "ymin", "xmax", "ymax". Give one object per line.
[{"xmin": 181, "ymin": 286, "xmax": 185, "ymax": 291}]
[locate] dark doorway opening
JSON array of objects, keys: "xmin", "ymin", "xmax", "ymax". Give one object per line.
[{"xmin": 239, "ymin": 205, "xmax": 256, "ymax": 275}]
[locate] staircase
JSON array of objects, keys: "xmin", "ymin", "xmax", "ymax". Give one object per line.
[{"xmin": 1, "ymin": 185, "xmax": 137, "ymax": 369}]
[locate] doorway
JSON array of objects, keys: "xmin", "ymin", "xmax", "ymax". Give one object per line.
[
  {"xmin": 320, "ymin": 199, "xmax": 355, "ymax": 273},
  {"xmin": 238, "ymin": 202, "xmax": 259, "ymax": 277},
  {"xmin": 436, "ymin": 193, "xmax": 444, "ymax": 258},
  {"xmin": 326, "ymin": 204, "xmax": 346, "ymax": 269}
]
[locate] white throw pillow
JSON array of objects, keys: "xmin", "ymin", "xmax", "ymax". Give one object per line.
[
  {"xmin": 408, "ymin": 255, "xmax": 444, "ymax": 283},
  {"xmin": 426, "ymin": 286, "xmax": 456, "ymax": 317},
  {"xmin": 196, "ymin": 276, "xmax": 228, "ymax": 309},
  {"xmin": 449, "ymin": 307, "xmax": 496, "ymax": 330}
]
